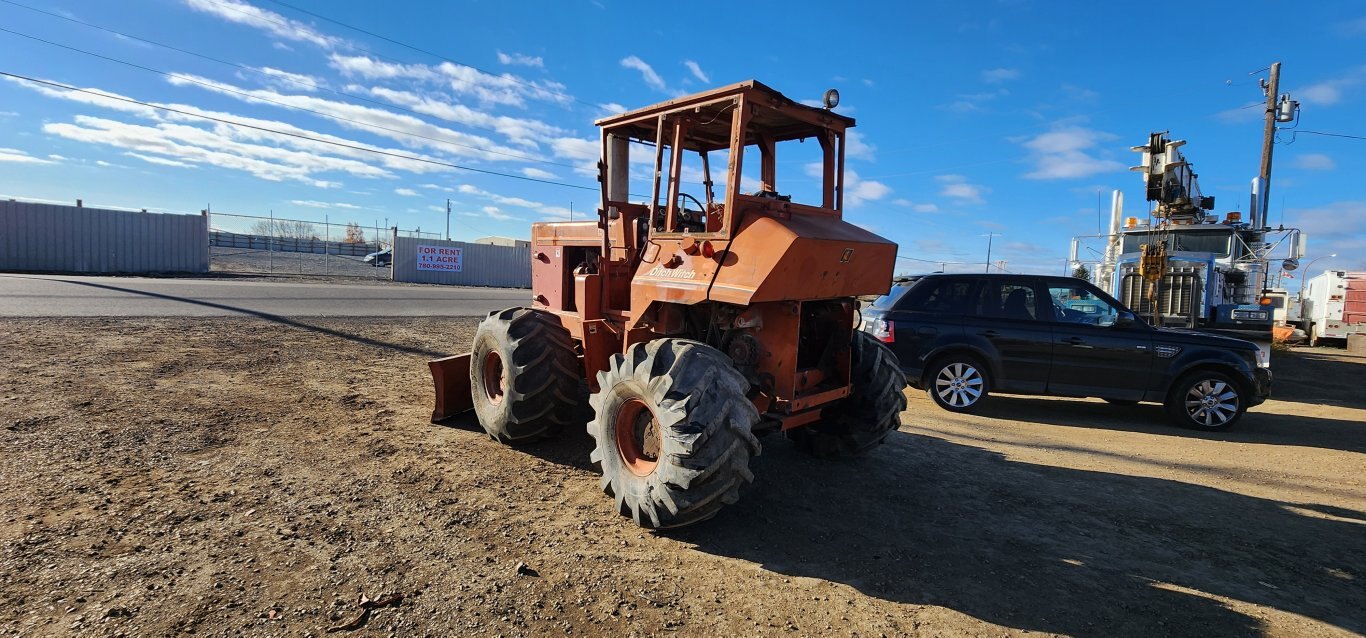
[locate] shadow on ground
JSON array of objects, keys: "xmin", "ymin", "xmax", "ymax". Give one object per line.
[
  {"xmin": 972, "ymin": 396, "xmax": 1366, "ymax": 455},
  {"xmin": 670, "ymin": 432, "xmax": 1364, "ymax": 637}
]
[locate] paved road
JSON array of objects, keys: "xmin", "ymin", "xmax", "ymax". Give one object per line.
[{"xmin": 0, "ymin": 274, "xmax": 530, "ymax": 317}]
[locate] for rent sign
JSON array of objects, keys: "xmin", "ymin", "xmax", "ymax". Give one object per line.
[{"xmin": 416, "ymin": 244, "xmax": 462, "ymax": 272}]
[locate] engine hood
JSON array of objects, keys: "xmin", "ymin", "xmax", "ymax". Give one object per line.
[{"xmin": 1151, "ymin": 327, "xmax": 1259, "ymax": 351}]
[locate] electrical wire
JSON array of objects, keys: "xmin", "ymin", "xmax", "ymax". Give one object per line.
[
  {"xmin": 0, "ymin": 0, "xmax": 577, "ymax": 152},
  {"xmin": 0, "ymin": 26, "xmax": 577, "ymax": 168},
  {"xmin": 0, "ymin": 71, "xmax": 600, "ymax": 192},
  {"xmin": 1292, "ymin": 130, "xmax": 1366, "ymax": 141}
]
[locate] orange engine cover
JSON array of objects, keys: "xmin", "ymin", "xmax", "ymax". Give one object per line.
[{"xmin": 632, "ymin": 213, "xmax": 897, "ymax": 308}]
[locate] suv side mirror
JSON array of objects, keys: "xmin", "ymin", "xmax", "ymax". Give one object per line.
[{"xmin": 1113, "ymin": 311, "xmax": 1137, "ymax": 328}]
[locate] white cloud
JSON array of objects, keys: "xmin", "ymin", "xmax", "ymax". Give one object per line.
[
  {"xmin": 395, "ymin": 188, "xmax": 419, "ymax": 196},
  {"xmin": 181, "ymin": 0, "xmax": 342, "ymax": 49},
  {"xmin": 600, "ymin": 102, "xmax": 628, "ymax": 115},
  {"xmin": 1292, "ymin": 153, "xmax": 1335, "ymax": 171},
  {"xmin": 164, "ymin": 73, "xmax": 547, "ymax": 162},
  {"xmin": 982, "ymin": 68, "xmax": 1020, "ymax": 84},
  {"xmin": 683, "ymin": 60, "xmax": 709, "ymax": 83},
  {"xmin": 480, "ymin": 205, "xmax": 518, "ymax": 220},
  {"xmin": 936, "ymin": 174, "xmax": 987, "ymax": 204},
  {"xmin": 252, "ymin": 67, "xmax": 322, "ymax": 92},
  {"xmin": 1298, "ymin": 81, "xmax": 1346, "ymax": 106},
  {"xmin": 801, "ymin": 163, "xmax": 890, "ymax": 207},
  {"xmin": 0, "ymin": 148, "xmax": 55, "ymax": 165},
  {"xmin": 1017, "ymin": 126, "xmax": 1125, "ymax": 180},
  {"xmin": 497, "ymin": 51, "xmax": 544, "ymax": 68},
  {"xmin": 457, "ymin": 184, "xmax": 540, "ymax": 209},
  {"xmin": 846, "ymin": 171, "xmax": 891, "ymax": 206},
  {"xmin": 521, "ymin": 167, "xmax": 558, "ymax": 179},
  {"xmin": 328, "ymin": 54, "xmax": 571, "ymax": 108},
  {"xmin": 621, "ymin": 56, "xmax": 666, "ymax": 91},
  {"xmin": 43, "ymin": 115, "xmax": 389, "ymax": 187},
  {"xmin": 3, "ymin": 75, "xmax": 160, "ymax": 118},
  {"xmin": 291, "ymin": 200, "xmax": 332, "ymax": 208},
  {"xmin": 126, "ymin": 152, "xmax": 196, "ymax": 168},
  {"xmin": 8, "ymin": 75, "xmax": 481, "ymax": 184},
  {"xmin": 891, "ymin": 198, "xmax": 939, "ymax": 213},
  {"xmin": 95, "ymin": 160, "xmax": 117, "ymax": 167},
  {"xmin": 363, "ymin": 86, "xmax": 564, "ymax": 147},
  {"xmin": 845, "ymin": 130, "xmax": 876, "ymax": 161},
  {"xmin": 47, "ymin": 154, "xmax": 68, "ymax": 161},
  {"xmin": 289, "ymin": 200, "xmax": 361, "ymax": 209}
]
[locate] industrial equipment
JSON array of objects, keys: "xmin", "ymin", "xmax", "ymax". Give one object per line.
[
  {"xmin": 1073, "ymin": 133, "xmax": 1302, "ymax": 341},
  {"xmin": 430, "ymin": 81, "xmax": 907, "ymax": 529}
]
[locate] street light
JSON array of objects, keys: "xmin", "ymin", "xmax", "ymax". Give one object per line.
[{"xmin": 1297, "ymin": 253, "xmax": 1336, "ymax": 299}]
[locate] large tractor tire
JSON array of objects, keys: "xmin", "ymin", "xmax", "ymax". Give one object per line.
[
  {"xmin": 788, "ymin": 330, "xmax": 908, "ymax": 458},
  {"xmin": 470, "ymin": 307, "xmax": 580, "ymax": 444},
  {"xmin": 588, "ymin": 339, "xmax": 761, "ymax": 529}
]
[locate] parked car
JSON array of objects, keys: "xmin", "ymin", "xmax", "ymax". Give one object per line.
[
  {"xmin": 861, "ymin": 273, "xmax": 1272, "ymax": 430},
  {"xmin": 363, "ymin": 248, "xmax": 392, "ymax": 267}
]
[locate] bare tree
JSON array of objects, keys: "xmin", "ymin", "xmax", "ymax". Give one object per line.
[
  {"xmin": 250, "ymin": 219, "xmax": 318, "ymax": 239},
  {"xmin": 343, "ymin": 222, "xmax": 366, "ymax": 244}
]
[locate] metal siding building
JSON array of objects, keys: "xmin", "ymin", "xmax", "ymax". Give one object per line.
[
  {"xmin": 392, "ymin": 236, "xmax": 531, "ymax": 288},
  {"xmin": 0, "ymin": 200, "xmax": 209, "ymax": 273}
]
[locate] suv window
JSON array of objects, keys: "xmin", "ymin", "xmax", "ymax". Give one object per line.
[
  {"xmin": 976, "ymin": 280, "xmax": 1038, "ymax": 321},
  {"xmin": 1047, "ymin": 282, "xmax": 1122, "ymax": 326},
  {"xmin": 869, "ymin": 282, "xmax": 914, "ymax": 311},
  {"xmin": 903, "ymin": 278, "xmax": 975, "ymax": 313}
]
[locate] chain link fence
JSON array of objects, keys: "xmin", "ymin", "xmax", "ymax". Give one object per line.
[{"xmin": 209, "ymin": 211, "xmax": 442, "ymax": 278}]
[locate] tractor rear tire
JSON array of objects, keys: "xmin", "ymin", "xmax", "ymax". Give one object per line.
[
  {"xmin": 788, "ymin": 330, "xmax": 908, "ymax": 458},
  {"xmin": 588, "ymin": 339, "xmax": 760, "ymax": 529},
  {"xmin": 470, "ymin": 307, "xmax": 580, "ymax": 444}
]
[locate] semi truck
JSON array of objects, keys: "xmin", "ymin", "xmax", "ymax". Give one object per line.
[{"xmin": 1073, "ymin": 133, "xmax": 1303, "ymax": 346}]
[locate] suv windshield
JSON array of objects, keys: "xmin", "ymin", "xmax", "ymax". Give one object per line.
[{"xmin": 1121, "ymin": 230, "xmax": 1231, "ymax": 256}]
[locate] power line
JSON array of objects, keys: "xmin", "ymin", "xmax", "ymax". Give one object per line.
[
  {"xmin": 0, "ymin": 26, "xmax": 576, "ymax": 168},
  {"xmin": 0, "ymin": 71, "xmax": 599, "ymax": 193},
  {"xmin": 0, "ymin": 0, "xmax": 575, "ymax": 154},
  {"xmin": 1293, "ymin": 130, "xmax": 1366, "ymax": 141},
  {"xmin": 211, "ymin": 0, "xmax": 612, "ymax": 112}
]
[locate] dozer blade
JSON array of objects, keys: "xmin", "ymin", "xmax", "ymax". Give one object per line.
[{"xmin": 429, "ymin": 353, "xmax": 473, "ymax": 422}]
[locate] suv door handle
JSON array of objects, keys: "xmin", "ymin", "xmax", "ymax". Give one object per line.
[
  {"xmin": 978, "ymin": 330, "xmax": 999, "ymax": 338},
  {"xmin": 1061, "ymin": 336, "xmax": 1093, "ymax": 348}
]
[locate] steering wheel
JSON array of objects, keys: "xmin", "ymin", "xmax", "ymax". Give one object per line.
[{"xmin": 675, "ymin": 193, "xmax": 708, "ymax": 231}]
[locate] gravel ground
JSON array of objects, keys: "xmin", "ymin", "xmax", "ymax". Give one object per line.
[
  {"xmin": 210, "ymin": 247, "xmax": 390, "ymax": 280},
  {"xmin": 1, "ymin": 317, "xmax": 1362, "ymax": 637}
]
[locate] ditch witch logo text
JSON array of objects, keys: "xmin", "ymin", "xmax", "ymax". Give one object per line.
[{"xmin": 647, "ymin": 266, "xmax": 697, "ymax": 279}]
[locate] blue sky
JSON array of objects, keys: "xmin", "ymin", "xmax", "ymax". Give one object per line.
[{"xmin": 1, "ymin": 0, "xmax": 1363, "ymax": 277}]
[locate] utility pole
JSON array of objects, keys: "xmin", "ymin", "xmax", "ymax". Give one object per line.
[
  {"xmin": 445, "ymin": 198, "xmax": 451, "ymax": 241},
  {"xmin": 983, "ymin": 232, "xmax": 999, "ymax": 273},
  {"xmin": 1258, "ymin": 62, "xmax": 1281, "ymax": 218}
]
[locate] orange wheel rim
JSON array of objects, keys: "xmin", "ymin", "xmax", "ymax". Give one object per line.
[
  {"xmin": 482, "ymin": 351, "xmax": 505, "ymax": 404},
  {"xmin": 615, "ymin": 398, "xmax": 660, "ymax": 477}
]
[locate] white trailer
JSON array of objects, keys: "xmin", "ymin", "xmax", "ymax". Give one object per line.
[{"xmin": 1300, "ymin": 270, "xmax": 1366, "ymax": 346}]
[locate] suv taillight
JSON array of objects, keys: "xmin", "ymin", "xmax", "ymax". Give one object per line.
[{"xmin": 868, "ymin": 318, "xmax": 894, "ymax": 343}]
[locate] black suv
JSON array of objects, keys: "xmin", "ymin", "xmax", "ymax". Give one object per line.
[{"xmin": 861, "ymin": 274, "xmax": 1272, "ymax": 430}]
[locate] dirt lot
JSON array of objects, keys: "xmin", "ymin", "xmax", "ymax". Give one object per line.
[
  {"xmin": 210, "ymin": 247, "xmax": 390, "ymax": 280},
  {"xmin": 1, "ymin": 317, "xmax": 1363, "ymax": 637}
]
